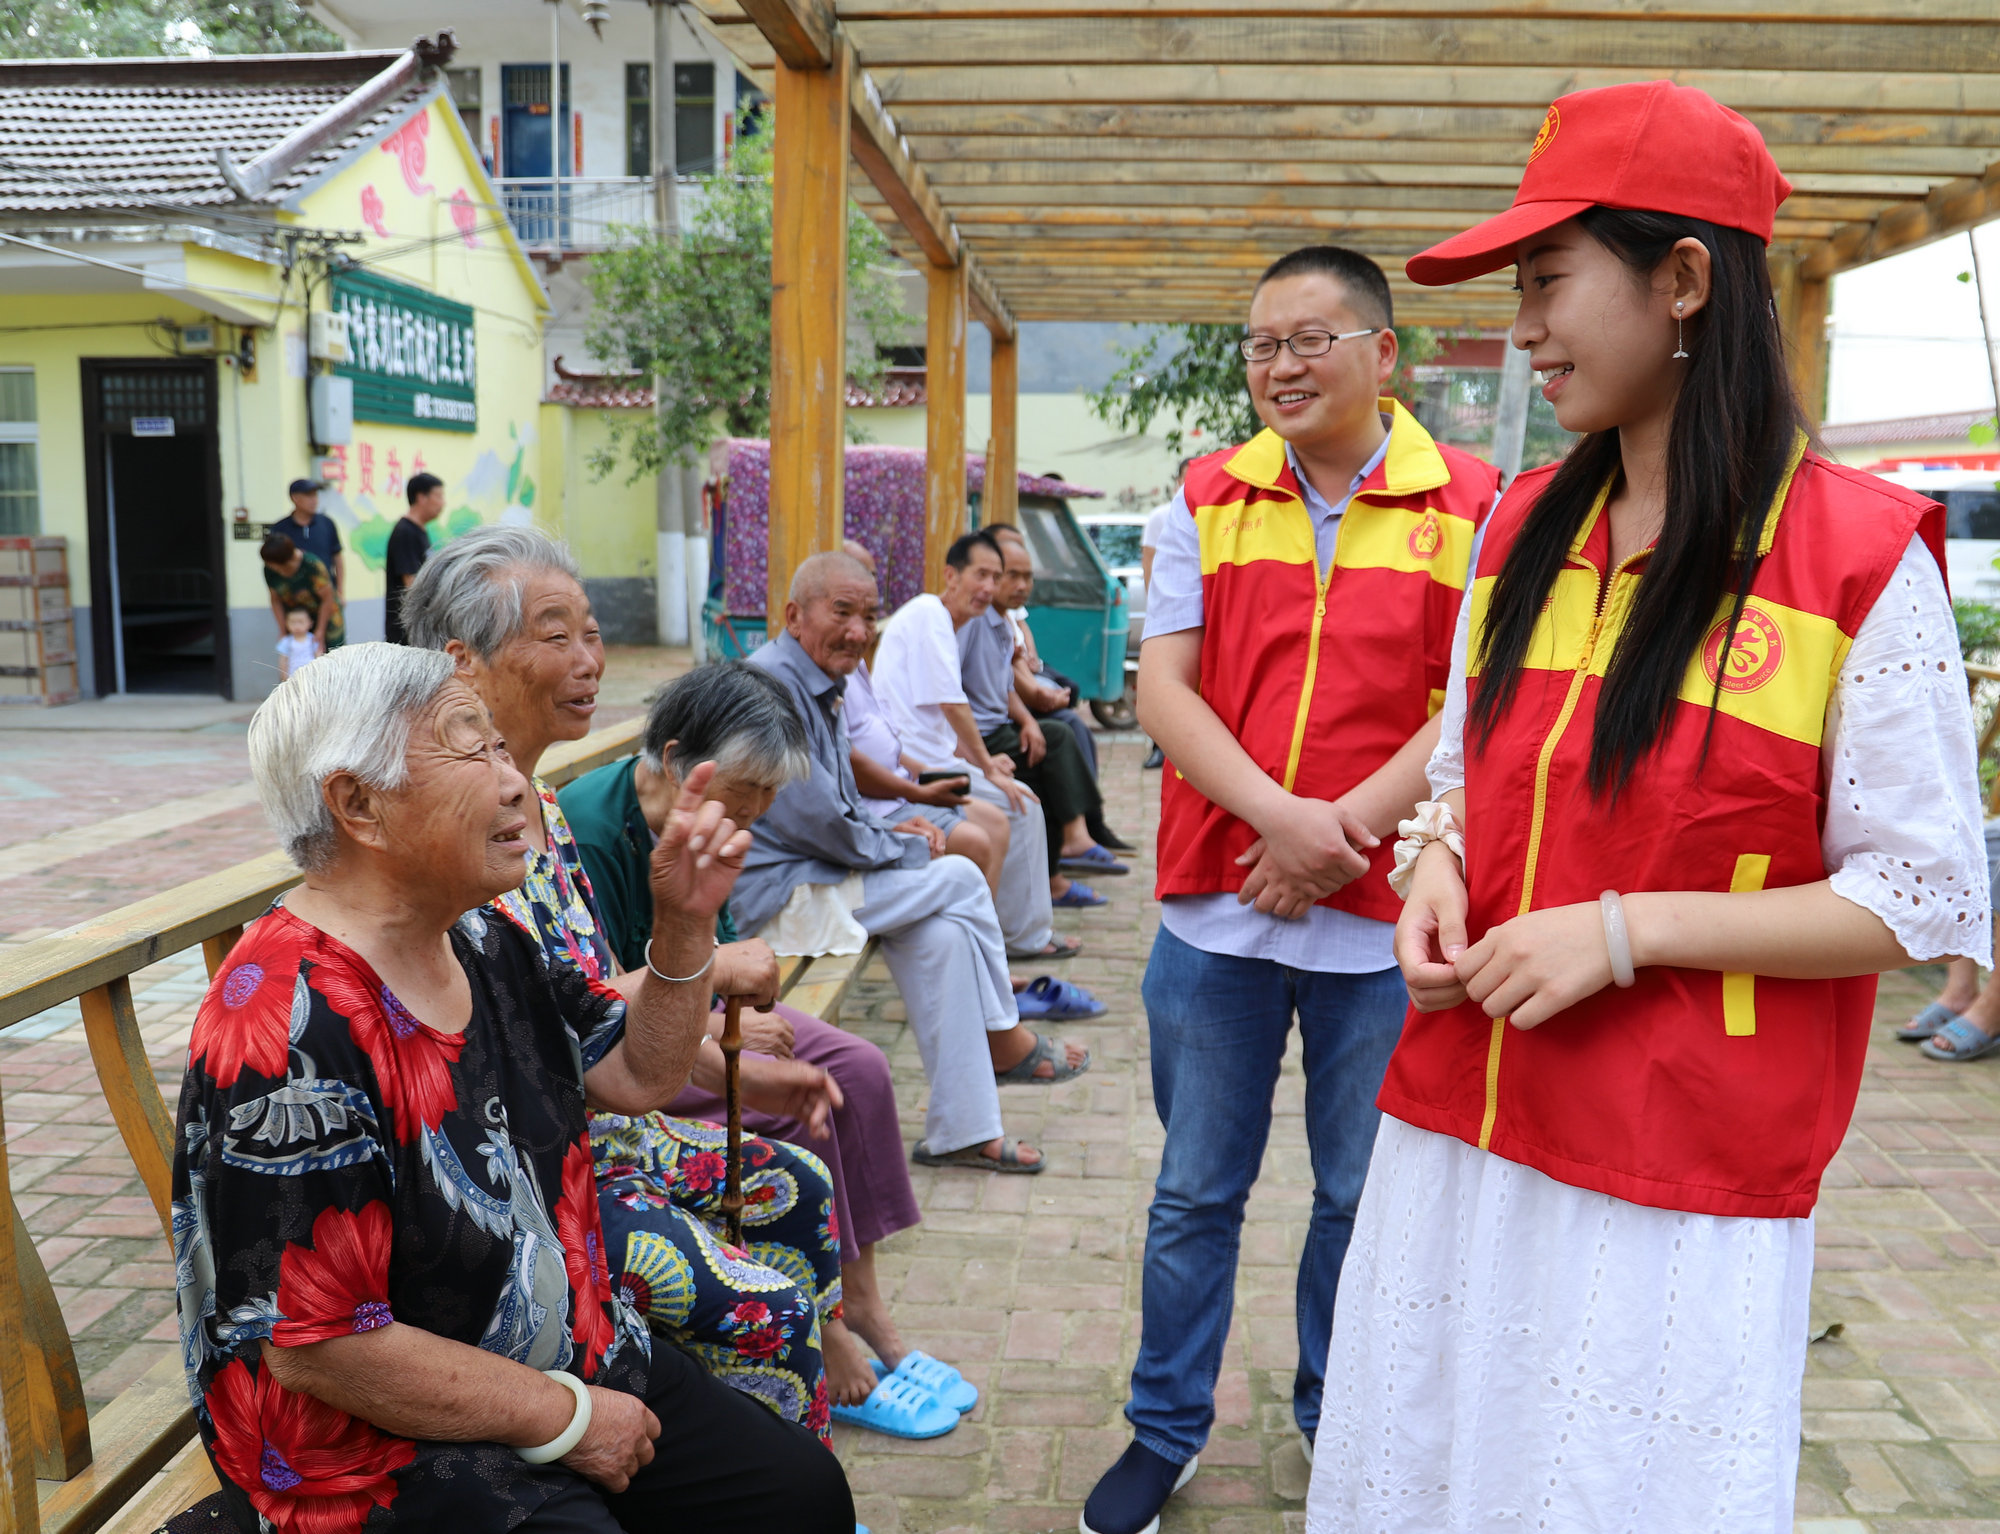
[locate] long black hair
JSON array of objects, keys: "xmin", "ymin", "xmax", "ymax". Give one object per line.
[{"xmin": 1466, "ymin": 206, "xmax": 1806, "ymax": 795}]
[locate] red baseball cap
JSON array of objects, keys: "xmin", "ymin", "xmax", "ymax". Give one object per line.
[{"xmin": 1406, "ymin": 82, "xmax": 1792, "ymax": 286}]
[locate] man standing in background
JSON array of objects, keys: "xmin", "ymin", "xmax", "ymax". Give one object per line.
[
  {"xmin": 385, "ymin": 472, "xmax": 443, "ymax": 644},
  {"xmin": 268, "ymin": 478, "xmax": 343, "ymax": 599}
]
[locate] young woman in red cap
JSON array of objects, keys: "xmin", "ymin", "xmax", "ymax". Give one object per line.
[{"xmin": 1305, "ymin": 82, "xmax": 1987, "ymax": 1531}]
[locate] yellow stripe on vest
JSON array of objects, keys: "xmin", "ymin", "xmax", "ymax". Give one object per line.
[
  {"xmin": 1464, "ymin": 569, "xmax": 1601, "ymax": 679},
  {"xmin": 1193, "ymin": 495, "xmax": 1314, "ymax": 575},
  {"xmin": 1669, "ymin": 598, "xmax": 1849, "ymax": 748},
  {"xmin": 1334, "ymin": 503, "xmax": 1477, "ymax": 590},
  {"xmin": 1722, "ymin": 853, "xmax": 1772, "ymax": 1037},
  {"xmin": 1469, "ymin": 577, "xmax": 1848, "ymax": 747}
]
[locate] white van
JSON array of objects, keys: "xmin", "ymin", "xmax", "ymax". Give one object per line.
[{"xmin": 1867, "ymin": 463, "xmax": 2000, "ymax": 602}]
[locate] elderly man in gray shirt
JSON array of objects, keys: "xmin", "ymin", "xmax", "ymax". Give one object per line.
[{"xmin": 747, "ymin": 550, "xmax": 1092, "ymax": 1171}]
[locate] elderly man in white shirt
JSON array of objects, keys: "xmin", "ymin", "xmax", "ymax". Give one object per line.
[{"xmin": 872, "ymin": 539, "xmax": 1085, "ymax": 961}]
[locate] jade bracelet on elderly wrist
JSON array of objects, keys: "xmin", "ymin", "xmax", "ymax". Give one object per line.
[{"xmin": 517, "ymin": 1370, "xmax": 592, "ymax": 1465}]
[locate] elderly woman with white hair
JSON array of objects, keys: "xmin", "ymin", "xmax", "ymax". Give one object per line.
[
  {"xmin": 172, "ymin": 644, "xmax": 853, "ymax": 1534},
  {"xmin": 401, "ymin": 529, "xmax": 961, "ymax": 1441}
]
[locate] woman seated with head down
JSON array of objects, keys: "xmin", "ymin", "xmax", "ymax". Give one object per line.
[
  {"xmin": 401, "ymin": 528, "xmax": 972, "ymax": 1442},
  {"xmin": 173, "ymin": 644, "xmax": 852, "ymax": 1533}
]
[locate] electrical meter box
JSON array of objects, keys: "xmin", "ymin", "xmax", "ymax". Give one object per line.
[
  {"xmin": 179, "ymin": 322, "xmax": 217, "ymax": 352},
  {"xmin": 310, "ymin": 374, "xmax": 354, "ymax": 445},
  {"xmin": 308, "ymin": 309, "xmax": 351, "ymax": 363}
]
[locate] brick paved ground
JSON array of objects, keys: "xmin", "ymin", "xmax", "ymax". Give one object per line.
[{"xmin": 5, "ymin": 646, "xmax": 2000, "ymax": 1531}]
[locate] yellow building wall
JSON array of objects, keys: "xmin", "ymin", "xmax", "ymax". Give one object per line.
[{"xmin": 537, "ymin": 401, "xmax": 662, "ymax": 640}]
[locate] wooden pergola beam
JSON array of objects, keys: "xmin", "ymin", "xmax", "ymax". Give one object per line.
[
  {"xmin": 864, "ymin": 64, "xmax": 2000, "ymax": 117},
  {"xmin": 847, "ymin": 66, "xmax": 957, "ymax": 266},
  {"xmin": 836, "ymin": 16, "xmax": 2000, "ymax": 75},
  {"xmin": 917, "ymin": 160, "xmax": 1939, "ymax": 200},
  {"xmin": 1800, "ymin": 158, "xmax": 2000, "ymax": 281},
  {"xmin": 735, "ymin": 0, "xmax": 835, "ymax": 70},
  {"xmin": 905, "ymin": 134, "xmax": 2000, "ymax": 179},
  {"xmin": 884, "ymin": 102, "xmax": 2000, "ymax": 153}
]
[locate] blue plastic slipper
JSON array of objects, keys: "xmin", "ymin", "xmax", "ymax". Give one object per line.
[
  {"xmin": 1921, "ymin": 1016, "xmax": 2000, "ymax": 1063},
  {"xmin": 1052, "ymin": 880, "xmax": 1107, "ymax": 908},
  {"xmin": 1898, "ymin": 1000, "xmax": 1962, "ymax": 1042},
  {"xmin": 871, "ymin": 1351, "xmax": 979, "ymax": 1414},
  {"xmin": 1060, "ymin": 845, "xmax": 1129, "ymax": 877},
  {"xmin": 1015, "ymin": 975, "xmax": 1106, "ymax": 1021},
  {"xmin": 829, "ymin": 1372, "xmax": 959, "ymax": 1439}
]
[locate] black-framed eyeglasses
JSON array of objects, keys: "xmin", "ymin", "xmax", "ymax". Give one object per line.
[{"xmin": 1238, "ymin": 328, "xmax": 1382, "ymax": 363}]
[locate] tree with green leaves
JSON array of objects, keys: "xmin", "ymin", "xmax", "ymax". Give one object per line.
[
  {"xmin": 1086, "ymin": 323, "xmax": 1442, "ymax": 458},
  {"xmin": 3, "ymin": 0, "xmax": 338, "ymax": 56},
  {"xmin": 581, "ymin": 124, "xmax": 907, "ymax": 481}
]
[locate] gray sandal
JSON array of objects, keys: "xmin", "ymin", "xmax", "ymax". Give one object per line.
[
  {"xmin": 1898, "ymin": 1000, "xmax": 1962, "ymax": 1042},
  {"xmin": 912, "ymin": 1138, "xmax": 1046, "ymax": 1173},
  {"xmin": 994, "ymin": 1031, "xmax": 1092, "ymax": 1085},
  {"xmin": 1920, "ymin": 1016, "xmax": 2000, "ymax": 1062}
]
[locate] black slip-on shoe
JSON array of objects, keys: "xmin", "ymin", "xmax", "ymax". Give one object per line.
[{"xmin": 1079, "ymin": 1442, "xmax": 1198, "ymax": 1534}]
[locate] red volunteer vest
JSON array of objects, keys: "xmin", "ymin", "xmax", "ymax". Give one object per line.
[
  {"xmin": 1376, "ymin": 444, "xmax": 1949, "ymax": 1218},
  {"xmin": 1155, "ymin": 400, "xmax": 1501, "ymax": 924}
]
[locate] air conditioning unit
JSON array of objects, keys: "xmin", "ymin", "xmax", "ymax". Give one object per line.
[
  {"xmin": 308, "ymin": 310, "xmax": 351, "ymax": 363},
  {"xmin": 179, "ymin": 322, "xmax": 217, "ymax": 353}
]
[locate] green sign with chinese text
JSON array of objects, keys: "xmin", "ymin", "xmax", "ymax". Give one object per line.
[{"xmin": 330, "ymin": 268, "xmax": 477, "ymax": 433}]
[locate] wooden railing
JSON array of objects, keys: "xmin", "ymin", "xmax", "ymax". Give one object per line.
[{"xmin": 0, "ymin": 719, "xmax": 644, "ymax": 1534}]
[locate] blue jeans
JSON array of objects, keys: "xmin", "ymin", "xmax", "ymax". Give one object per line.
[{"xmin": 1127, "ymin": 926, "xmax": 1407, "ymax": 1464}]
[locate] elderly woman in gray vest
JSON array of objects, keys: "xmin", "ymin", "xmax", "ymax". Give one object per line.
[{"xmin": 172, "ymin": 643, "xmax": 850, "ymax": 1534}]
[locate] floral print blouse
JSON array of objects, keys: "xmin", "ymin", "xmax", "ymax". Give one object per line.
[
  {"xmin": 171, "ymin": 903, "xmax": 651, "ymax": 1534},
  {"xmin": 494, "ymin": 778, "xmax": 616, "ymax": 986}
]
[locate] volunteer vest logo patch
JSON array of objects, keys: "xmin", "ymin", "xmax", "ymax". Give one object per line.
[
  {"xmin": 1529, "ymin": 105, "xmax": 1560, "ymax": 163},
  {"xmin": 1407, "ymin": 510, "xmax": 1444, "ymax": 561},
  {"xmin": 1701, "ymin": 605, "xmax": 1785, "ymax": 693}
]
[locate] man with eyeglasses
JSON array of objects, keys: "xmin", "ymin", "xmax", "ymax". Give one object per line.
[{"xmin": 1081, "ymin": 246, "xmax": 1501, "ymax": 1534}]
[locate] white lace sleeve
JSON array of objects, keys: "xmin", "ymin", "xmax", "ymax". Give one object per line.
[
  {"xmin": 1425, "ymin": 526, "xmax": 1484, "ymax": 798},
  {"xmin": 1823, "ymin": 535, "xmax": 1990, "ymax": 963}
]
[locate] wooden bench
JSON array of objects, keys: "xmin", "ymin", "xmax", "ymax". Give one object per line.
[
  {"xmin": 775, "ymin": 938, "xmax": 881, "ymax": 1026},
  {"xmin": 0, "ymin": 719, "xmax": 644, "ymax": 1534}
]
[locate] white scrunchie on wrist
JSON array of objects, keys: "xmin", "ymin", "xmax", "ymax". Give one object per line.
[
  {"xmin": 1388, "ymin": 799, "xmax": 1465, "ymax": 900},
  {"xmin": 516, "ymin": 1370, "xmax": 592, "ymax": 1465}
]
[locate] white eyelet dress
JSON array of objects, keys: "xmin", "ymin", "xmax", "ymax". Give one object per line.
[{"xmin": 1305, "ymin": 536, "xmax": 1991, "ymax": 1534}]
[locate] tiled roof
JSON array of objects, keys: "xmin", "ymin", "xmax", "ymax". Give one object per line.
[
  {"xmin": 0, "ymin": 50, "xmax": 429, "ymax": 214},
  {"xmin": 547, "ymin": 357, "xmax": 655, "ymax": 408},
  {"xmin": 1821, "ymin": 408, "xmax": 1992, "ymax": 447},
  {"xmin": 848, "ymin": 367, "xmax": 927, "ymax": 408},
  {"xmin": 546, "ymin": 363, "xmax": 939, "ymax": 413}
]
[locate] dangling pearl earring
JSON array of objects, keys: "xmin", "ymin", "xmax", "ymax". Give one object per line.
[{"xmin": 1673, "ymin": 301, "xmax": 1690, "ymax": 360}]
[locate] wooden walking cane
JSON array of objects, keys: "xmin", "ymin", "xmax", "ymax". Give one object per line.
[{"xmin": 720, "ymin": 994, "xmax": 745, "ymax": 1247}]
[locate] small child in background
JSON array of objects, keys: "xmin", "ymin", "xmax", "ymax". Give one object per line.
[{"xmin": 275, "ymin": 607, "xmax": 320, "ymax": 680}]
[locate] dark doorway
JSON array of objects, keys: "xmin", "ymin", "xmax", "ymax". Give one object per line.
[{"xmin": 81, "ymin": 360, "xmax": 228, "ymax": 696}]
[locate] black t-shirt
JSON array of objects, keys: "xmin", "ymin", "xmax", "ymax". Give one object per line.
[{"xmin": 384, "ymin": 516, "xmax": 431, "ymax": 644}]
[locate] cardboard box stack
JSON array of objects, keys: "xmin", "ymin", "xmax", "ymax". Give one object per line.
[{"xmin": 0, "ymin": 536, "xmax": 78, "ymax": 705}]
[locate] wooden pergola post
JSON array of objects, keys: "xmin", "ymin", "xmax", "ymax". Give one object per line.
[
  {"xmin": 925, "ymin": 260, "xmax": 970, "ymax": 591},
  {"xmin": 766, "ymin": 34, "xmax": 851, "ymax": 627},
  {"xmin": 986, "ymin": 329, "xmax": 1019, "ymax": 529},
  {"xmin": 1773, "ymin": 249, "xmax": 1831, "ymax": 429}
]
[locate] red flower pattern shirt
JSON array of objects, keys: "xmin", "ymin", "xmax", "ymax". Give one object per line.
[{"xmin": 172, "ymin": 904, "xmax": 651, "ymax": 1534}]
